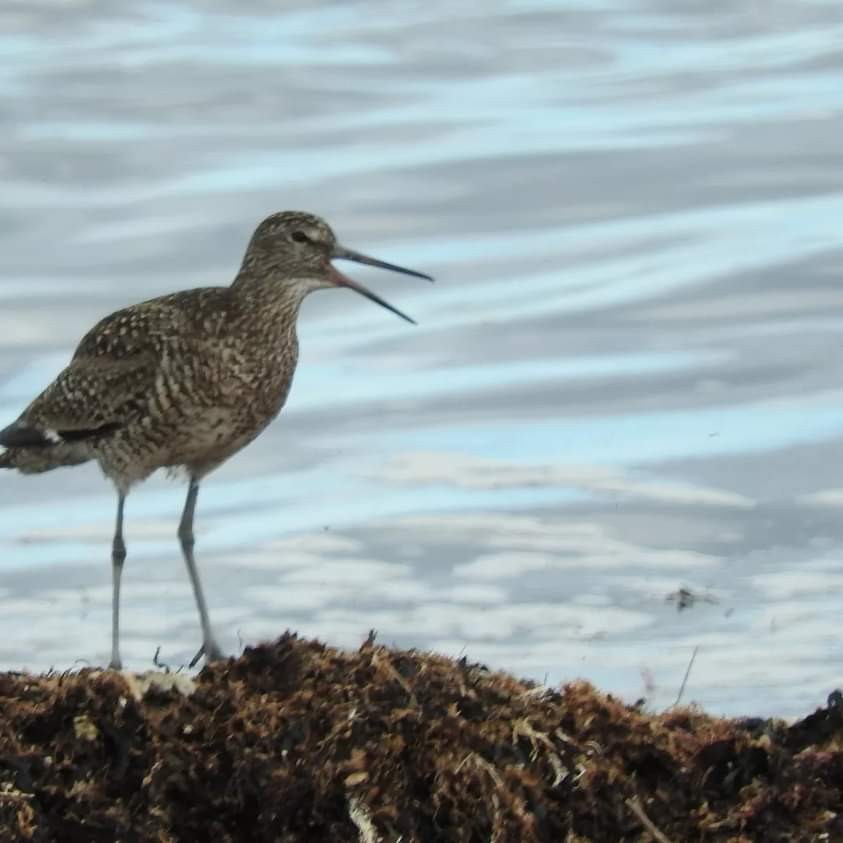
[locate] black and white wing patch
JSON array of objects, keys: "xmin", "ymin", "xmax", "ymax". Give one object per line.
[{"xmin": 0, "ymin": 420, "xmax": 119, "ymax": 448}]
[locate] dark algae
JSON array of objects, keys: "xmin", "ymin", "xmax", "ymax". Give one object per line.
[{"xmin": 0, "ymin": 633, "xmax": 841, "ymax": 841}]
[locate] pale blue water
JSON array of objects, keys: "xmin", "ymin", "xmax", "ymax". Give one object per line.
[{"xmin": 2, "ymin": 0, "xmax": 843, "ymax": 717}]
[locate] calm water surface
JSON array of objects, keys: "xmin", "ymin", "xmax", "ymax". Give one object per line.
[{"xmin": 1, "ymin": 0, "xmax": 843, "ymax": 716}]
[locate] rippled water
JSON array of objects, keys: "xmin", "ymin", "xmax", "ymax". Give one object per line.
[{"xmin": 2, "ymin": 0, "xmax": 843, "ymax": 716}]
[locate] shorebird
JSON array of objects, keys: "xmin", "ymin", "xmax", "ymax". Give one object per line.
[{"xmin": 0, "ymin": 211, "xmax": 432, "ymax": 669}]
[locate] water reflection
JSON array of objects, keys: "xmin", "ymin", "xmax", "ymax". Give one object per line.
[{"xmin": 1, "ymin": 0, "xmax": 843, "ymax": 717}]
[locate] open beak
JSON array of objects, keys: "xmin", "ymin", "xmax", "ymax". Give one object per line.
[{"xmin": 328, "ymin": 245, "xmax": 434, "ymax": 325}]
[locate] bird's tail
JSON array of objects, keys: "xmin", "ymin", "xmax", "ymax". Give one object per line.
[
  {"xmin": 0, "ymin": 425, "xmax": 92, "ymax": 474},
  {"xmin": 0, "ymin": 444, "xmax": 92, "ymax": 474},
  {"xmin": 1, "ymin": 419, "xmax": 95, "ymax": 474},
  {"xmin": 0, "ymin": 419, "xmax": 105, "ymax": 474}
]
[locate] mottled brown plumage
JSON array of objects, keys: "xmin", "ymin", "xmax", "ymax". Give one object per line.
[{"xmin": 0, "ymin": 211, "xmax": 432, "ymax": 669}]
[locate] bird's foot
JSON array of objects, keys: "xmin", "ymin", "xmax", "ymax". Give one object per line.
[{"xmin": 189, "ymin": 639, "xmax": 226, "ymax": 668}]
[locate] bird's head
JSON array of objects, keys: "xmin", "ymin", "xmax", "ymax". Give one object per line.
[{"xmin": 241, "ymin": 211, "xmax": 432, "ymax": 323}]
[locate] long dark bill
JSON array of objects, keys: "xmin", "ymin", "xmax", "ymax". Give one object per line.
[{"xmin": 329, "ymin": 245, "xmax": 434, "ymax": 325}]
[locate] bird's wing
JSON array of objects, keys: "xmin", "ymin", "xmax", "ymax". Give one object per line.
[
  {"xmin": 2, "ymin": 296, "xmax": 192, "ymax": 447},
  {"xmin": 1, "ymin": 288, "xmax": 233, "ymax": 449},
  {"xmin": 14, "ymin": 354, "xmax": 157, "ymax": 441}
]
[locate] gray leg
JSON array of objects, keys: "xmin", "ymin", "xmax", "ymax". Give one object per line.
[
  {"xmin": 109, "ymin": 493, "xmax": 127, "ymax": 670},
  {"xmin": 178, "ymin": 476, "xmax": 224, "ymax": 663}
]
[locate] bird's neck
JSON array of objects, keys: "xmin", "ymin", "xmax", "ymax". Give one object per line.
[
  {"xmin": 231, "ymin": 265, "xmax": 306, "ymax": 313},
  {"xmin": 230, "ymin": 267, "xmax": 307, "ymax": 324}
]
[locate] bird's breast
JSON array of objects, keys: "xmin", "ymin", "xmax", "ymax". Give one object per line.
[
  {"xmin": 201, "ymin": 333, "xmax": 299, "ymax": 416},
  {"xmin": 132, "ymin": 341, "xmax": 299, "ymax": 475}
]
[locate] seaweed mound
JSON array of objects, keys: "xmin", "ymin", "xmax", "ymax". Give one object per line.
[{"xmin": 0, "ymin": 633, "xmax": 841, "ymax": 841}]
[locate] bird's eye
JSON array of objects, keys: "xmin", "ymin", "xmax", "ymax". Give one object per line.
[{"xmin": 291, "ymin": 231, "xmax": 309, "ymax": 243}]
